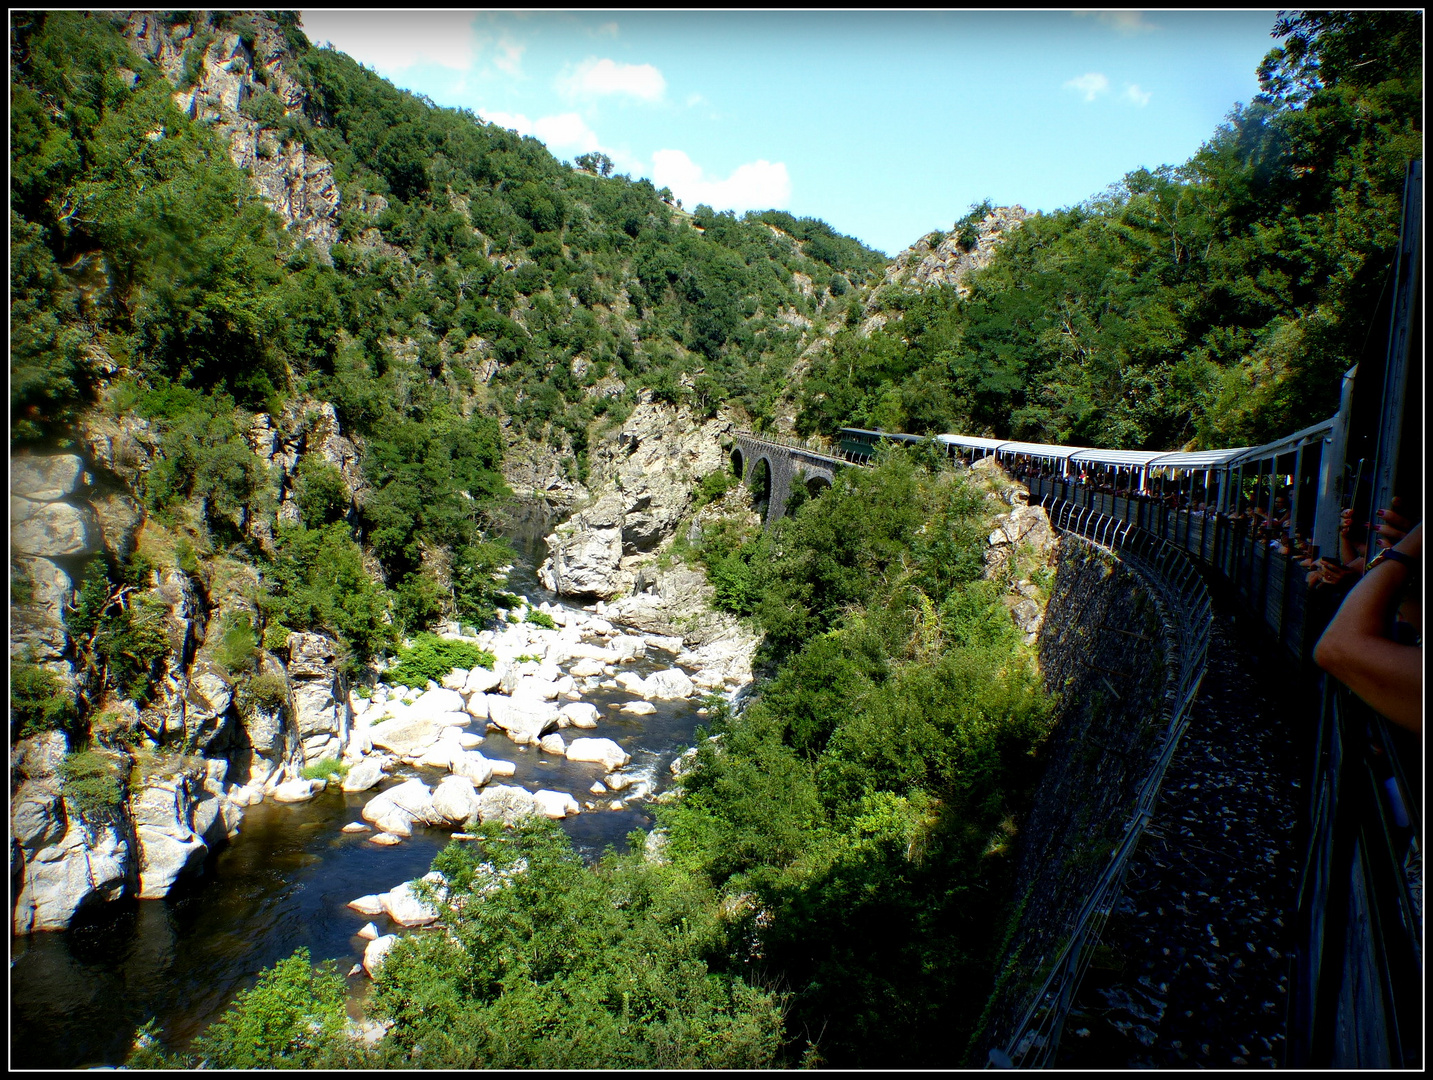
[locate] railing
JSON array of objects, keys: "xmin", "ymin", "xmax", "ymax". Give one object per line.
[
  {"xmin": 1012, "ymin": 475, "xmax": 1422, "ymax": 1069},
  {"xmin": 990, "ymin": 495, "xmax": 1213, "ymax": 1068}
]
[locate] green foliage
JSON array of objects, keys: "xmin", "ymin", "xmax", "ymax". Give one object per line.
[
  {"xmin": 186, "ymin": 949, "xmax": 361, "ymax": 1068},
  {"xmin": 368, "ymin": 823, "xmax": 784, "ymax": 1068},
  {"xmin": 66, "ymin": 561, "xmax": 171, "ymax": 706},
  {"xmin": 59, "ymin": 749, "xmax": 124, "ymax": 817},
  {"xmin": 259, "ymin": 522, "xmax": 395, "ymax": 668},
  {"xmin": 695, "ymin": 468, "xmax": 734, "ymax": 506},
  {"xmin": 451, "ymin": 540, "xmax": 513, "ymax": 625},
  {"xmin": 242, "ymin": 672, "xmax": 290, "ymax": 716},
  {"xmin": 292, "ymin": 455, "xmax": 350, "ymax": 528},
  {"xmin": 386, "ymin": 632, "xmax": 494, "ymax": 690},
  {"xmin": 668, "ymin": 449, "xmax": 1053, "ymax": 1064},
  {"xmin": 299, "ymin": 757, "xmax": 349, "ymax": 781},
  {"xmin": 212, "ymin": 612, "xmax": 259, "ymax": 675},
  {"xmin": 390, "ymin": 571, "xmax": 446, "ymax": 635},
  {"xmin": 524, "ymin": 608, "xmax": 557, "ymax": 630},
  {"xmin": 11, "ymin": 663, "xmax": 78, "ymax": 743}
]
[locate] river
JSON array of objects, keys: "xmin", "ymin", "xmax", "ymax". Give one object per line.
[{"xmin": 10, "ymin": 502, "xmax": 714, "ymax": 1068}]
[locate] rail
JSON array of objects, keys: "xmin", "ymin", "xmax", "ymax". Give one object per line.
[{"xmin": 989, "ymin": 494, "xmax": 1213, "ymax": 1068}]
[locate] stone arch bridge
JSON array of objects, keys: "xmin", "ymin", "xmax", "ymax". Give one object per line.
[{"xmin": 729, "ymin": 432, "xmax": 845, "ymax": 530}]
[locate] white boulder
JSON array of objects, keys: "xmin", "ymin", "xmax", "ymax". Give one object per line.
[
  {"xmin": 382, "ymin": 881, "xmax": 440, "ymax": 927},
  {"xmin": 432, "ymin": 776, "xmax": 480, "ymax": 824},
  {"xmin": 475, "ymin": 785, "xmax": 541, "ymax": 825},
  {"xmin": 533, "ymin": 790, "xmax": 580, "ymax": 819},
  {"xmin": 644, "ymin": 668, "xmax": 695, "ymax": 701},
  {"xmin": 363, "ymin": 934, "xmax": 398, "ymax": 977},
  {"xmin": 342, "ymin": 758, "xmax": 386, "ymax": 793},
  {"xmin": 566, "ymin": 738, "xmax": 631, "ymax": 772}
]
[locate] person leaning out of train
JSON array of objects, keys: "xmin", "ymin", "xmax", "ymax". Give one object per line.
[{"xmin": 1314, "ymin": 521, "xmax": 1422, "ymax": 733}]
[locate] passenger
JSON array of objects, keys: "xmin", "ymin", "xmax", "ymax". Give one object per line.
[{"xmin": 1314, "ymin": 523, "xmax": 1422, "ymax": 733}]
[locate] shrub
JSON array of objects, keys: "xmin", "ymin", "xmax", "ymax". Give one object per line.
[
  {"xmin": 184, "ymin": 948, "xmax": 360, "ymax": 1068},
  {"xmin": 524, "ymin": 609, "xmax": 557, "ymax": 630},
  {"xmin": 695, "ymin": 469, "xmax": 734, "ymax": 506},
  {"xmin": 10, "ymin": 663, "xmax": 78, "ymax": 743},
  {"xmin": 387, "ymin": 633, "xmax": 494, "ymax": 690},
  {"xmin": 213, "ymin": 611, "xmax": 259, "ymax": 674},
  {"xmin": 59, "ymin": 749, "xmax": 124, "ymax": 817},
  {"xmin": 246, "ymin": 672, "xmax": 290, "ymax": 713},
  {"xmin": 263, "ymin": 622, "xmax": 293, "ymax": 651}
]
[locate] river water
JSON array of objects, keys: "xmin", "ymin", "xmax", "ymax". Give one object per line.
[{"xmin": 10, "ymin": 503, "xmax": 713, "ymax": 1068}]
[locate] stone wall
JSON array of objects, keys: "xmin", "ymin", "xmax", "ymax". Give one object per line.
[{"xmin": 976, "ymin": 538, "xmax": 1177, "ymax": 1061}]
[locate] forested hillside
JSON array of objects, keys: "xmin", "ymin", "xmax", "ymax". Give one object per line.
[
  {"xmin": 11, "ymin": 9, "xmax": 881, "ymax": 678},
  {"xmin": 798, "ymin": 11, "xmax": 1421, "ymax": 450}
]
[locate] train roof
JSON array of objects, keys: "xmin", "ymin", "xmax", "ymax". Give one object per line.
[
  {"xmin": 1146, "ymin": 447, "xmax": 1252, "ymax": 470},
  {"xmin": 1067, "ymin": 448, "xmax": 1168, "ymax": 467},
  {"xmin": 837, "ymin": 428, "xmax": 929, "ymax": 445},
  {"xmin": 996, "ymin": 441, "xmax": 1085, "ymax": 460},
  {"xmin": 937, "ymin": 434, "xmax": 1007, "ymax": 450}
]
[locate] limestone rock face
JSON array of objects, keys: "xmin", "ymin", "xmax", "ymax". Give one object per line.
[
  {"xmin": 11, "ymin": 555, "xmax": 73, "ymax": 667},
  {"xmin": 11, "ymin": 455, "xmax": 86, "ymax": 501},
  {"xmin": 11, "ymin": 497, "xmax": 100, "ymax": 557},
  {"xmin": 537, "ymin": 402, "xmax": 733, "ymax": 599},
  {"xmin": 132, "ymin": 771, "xmax": 211, "ymax": 898},
  {"xmin": 12, "ymin": 820, "xmax": 130, "ymax": 933},
  {"xmin": 285, "ymin": 633, "xmax": 347, "ymax": 763},
  {"xmin": 876, "ymin": 205, "xmax": 1031, "ymax": 300},
  {"xmin": 119, "ymin": 12, "xmax": 341, "ymax": 250}
]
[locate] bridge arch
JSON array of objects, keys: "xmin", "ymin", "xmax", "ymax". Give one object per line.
[
  {"xmin": 806, "ymin": 474, "xmax": 832, "ymax": 498},
  {"xmin": 730, "ymin": 446, "xmax": 745, "ymax": 479},
  {"xmin": 748, "ymin": 456, "xmax": 773, "ymax": 510}
]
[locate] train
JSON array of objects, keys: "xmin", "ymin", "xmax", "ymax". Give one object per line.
[{"xmin": 837, "ymin": 160, "xmax": 1422, "ymax": 1068}]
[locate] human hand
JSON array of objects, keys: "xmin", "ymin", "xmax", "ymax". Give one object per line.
[{"xmin": 1374, "ymin": 505, "xmax": 1414, "ymax": 549}]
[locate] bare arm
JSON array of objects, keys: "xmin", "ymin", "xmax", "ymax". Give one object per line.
[{"xmin": 1314, "ymin": 524, "xmax": 1422, "ymax": 732}]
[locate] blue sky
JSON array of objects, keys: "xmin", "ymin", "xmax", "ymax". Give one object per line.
[{"xmin": 298, "ymin": 9, "xmax": 1281, "ymax": 255}]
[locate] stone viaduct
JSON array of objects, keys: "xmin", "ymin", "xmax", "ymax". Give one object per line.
[{"xmin": 729, "ymin": 432, "xmax": 846, "ymax": 530}]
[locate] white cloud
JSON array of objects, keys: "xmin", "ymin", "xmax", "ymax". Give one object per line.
[
  {"xmin": 685, "ymin": 92, "xmax": 706, "ymax": 108},
  {"xmin": 301, "ymin": 10, "xmax": 477, "ymax": 70},
  {"xmin": 1123, "ymin": 83, "xmax": 1152, "ymax": 106},
  {"xmin": 480, "ymin": 109, "xmax": 628, "ymax": 163},
  {"xmin": 651, "ymin": 150, "xmax": 791, "ymax": 213},
  {"xmin": 1074, "ymin": 10, "xmax": 1159, "ymax": 36},
  {"xmin": 1064, "ymin": 72, "xmax": 1111, "ymax": 102},
  {"xmin": 493, "ymin": 39, "xmax": 525, "ymax": 76},
  {"xmin": 558, "ymin": 57, "xmax": 666, "ymax": 102}
]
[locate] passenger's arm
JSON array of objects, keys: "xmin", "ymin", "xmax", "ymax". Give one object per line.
[{"xmin": 1314, "ymin": 524, "xmax": 1422, "ymax": 733}]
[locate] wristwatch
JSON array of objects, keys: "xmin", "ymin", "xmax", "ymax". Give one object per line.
[{"xmin": 1365, "ymin": 548, "xmax": 1417, "ymax": 577}]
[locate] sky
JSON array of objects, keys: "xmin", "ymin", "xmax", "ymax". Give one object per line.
[{"xmin": 298, "ymin": 9, "xmax": 1282, "ymax": 255}]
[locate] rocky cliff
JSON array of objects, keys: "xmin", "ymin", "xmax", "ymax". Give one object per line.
[
  {"xmin": 10, "ymin": 387, "xmax": 372, "ymax": 931},
  {"xmin": 119, "ymin": 11, "xmax": 340, "ymax": 249}
]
